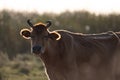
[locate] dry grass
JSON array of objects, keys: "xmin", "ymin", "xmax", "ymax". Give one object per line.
[{"xmin": 0, "ymin": 52, "xmax": 48, "ymax": 80}]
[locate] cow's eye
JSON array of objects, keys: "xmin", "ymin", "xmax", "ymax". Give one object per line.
[
  {"xmin": 31, "ymin": 35, "xmax": 35, "ymax": 38},
  {"xmin": 43, "ymin": 36, "xmax": 49, "ymax": 39},
  {"xmin": 44, "ymin": 36, "xmax": 49, "ymax": 38}
]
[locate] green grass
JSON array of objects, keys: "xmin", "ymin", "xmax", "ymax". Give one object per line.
[{"xmin": 0, "ymin": 52, "xmax": 48, "ymax": 80}]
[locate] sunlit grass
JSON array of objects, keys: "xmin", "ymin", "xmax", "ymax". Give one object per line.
[{"xmin": 0, "ymin": 53, "xmax": 48, "ymax": 80}]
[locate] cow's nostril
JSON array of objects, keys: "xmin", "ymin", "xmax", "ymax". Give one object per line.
[{"xmin": 32, "ymin": 45, "xmax": 41, "ymax": 53}]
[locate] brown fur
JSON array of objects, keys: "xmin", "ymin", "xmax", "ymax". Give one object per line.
[
  {"xmin": 20, "ymin": 22, "xmax": 120, "ymax": 80},
  {"xmin": 41, "ymin": 30, "xmax": 120, "ymax": 80}
]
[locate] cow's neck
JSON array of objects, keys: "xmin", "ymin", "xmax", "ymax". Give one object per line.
[
  {"xmin": 40, "ymin": 39, "xmax": 62, "ymax": 65},
  {"xmin": 40, "ymin": 39, "xmax": 71, "ymax": 80}
]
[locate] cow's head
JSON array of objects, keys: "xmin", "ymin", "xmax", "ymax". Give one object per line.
[{"xmin": 20, "ymin": 20, "xmax": 61, "ymax": 55}]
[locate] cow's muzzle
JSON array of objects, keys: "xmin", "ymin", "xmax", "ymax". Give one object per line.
[{"xmin": 32, "ymin": 45, "xmax": 42, "ymax": 54}]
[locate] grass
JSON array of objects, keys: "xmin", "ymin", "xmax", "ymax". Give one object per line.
[{"xmin": 0, "ymin": 52, "xmax": 48, "ymax": 80}]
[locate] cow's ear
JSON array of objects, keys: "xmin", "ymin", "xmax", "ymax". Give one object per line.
[
  {"xmin": 20, "ymin": 29, "xmax": 31, "ymax": 39},
  {"xmin": 49, "ymin": 32, "xmax": 61, "ymax": 40}
]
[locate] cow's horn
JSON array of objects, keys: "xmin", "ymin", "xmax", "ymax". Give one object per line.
[
  {"xmin": 46, "ymin": 20, "xmax": 52, "ymax": 28},
  {"xmin": 27, "ymin": 19, "xmax": 34, "ymax": 27}
]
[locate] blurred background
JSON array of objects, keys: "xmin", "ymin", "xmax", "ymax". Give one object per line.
[{"xmin": 0, "ymin": 0, "xmax": 120, "ymax": 80}]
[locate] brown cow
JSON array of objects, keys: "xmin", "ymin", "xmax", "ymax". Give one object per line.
[{"xmin": 20, "ymin": 20, "xmax": 120, "ymax": 80}]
